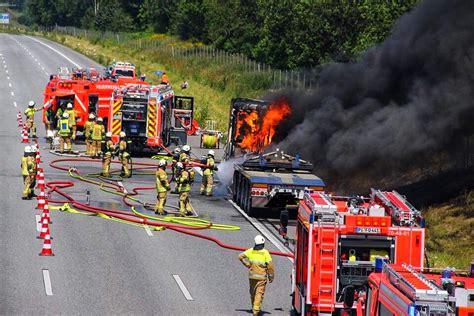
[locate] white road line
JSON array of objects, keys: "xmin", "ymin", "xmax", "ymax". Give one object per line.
[
  {"xmin": 35, "ymin": 215, "xmax": 41, "ymax": 232},
  {"xmin": 42, "ymin": 270, "xmax": 53, "ymax": 296},
  {"xmin": 172, "ymin": 275, "xmax": 194, "ymax": 301},
  {"xmin": 45, "ymin": 72, "xmax": 49, "ymax": 75},
  {"xmin": 13, "ymin": 101, "xmax": 17, "ymax": 107},
  {"xmin": 144, "ymin": 225, "xmax": 153, "ymax": 236},
  {"xmin": 6, "ymin": 76, "xmax": 10, "ymax": 80},
  {"xmin": 41, "ymin": 67, "xmax": 45, "ymax": 70},
  {"xmin": 5, "ymin": 70, "xmax": 8, "ymax": 73},
  {"xmin": 228, "ymin": 199, "xmax": 294, "ymax": 263},
  {"xmin": 25, "ymin": 36, "xmax": 81, "ymax": 68},
  {"xmin": 8, "ymin": 83, "xmax": 11, "ymax": 87},
  {"xmin": 10, "ymin": 91, "xmax": 14, "ymax": 96}
]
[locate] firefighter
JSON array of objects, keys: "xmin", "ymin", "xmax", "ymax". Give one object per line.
[
  {"xmin": 179, "ymin": 144, "xmax": 191, "ymax": 164},
  {"xmin": 171, "ymin": 147, "xmax": 182, "ymax": 193},
  {"xmin": 175, "ymin": 162, "xmax": 193, "ymax": 216},
  {"xmin": 55, "ymin": 102, "xmax": 66, "ymax": 122},
  {"xmin": 21, "ymin": 146, "xmax": 36, "ymax": 200},
  {"xmin": 44, "ymin": 99, "xmax": 54, "ymax": 133},
  {"xmin": 155, "ymin": 160, "xmax": 170, "ymax": 215},
  {"xmin": 117, "ymin": 131, "xmax": 131, "ymax": 178},
  {"xmin": 84, "ymin": 113, "xmax": 95, "ymax": 156},
  {"xmin": 58, "ymin": 112, "xmax": 72, "ymax": 154},
  {"xmin": 24, "ymin": 100, "xmax": 43, "ymax": 138},
  {"xmin": 161, "ymin": 71, "xmax": 169, "ymax": 85},
  {"xmin": 66, "ymin": 103, "xmax": 77, "ymax": 140},
  {"xmin": 239, "ymin": 235, "xmax": 275, "ymax": 316},
  {"xmin": 101, "ymin": 132, "xmax": 115, "ymax": 177},
  {"xmin": 200, "ymin": 149, "xmax": 215, "ymax": 196},
  {"xmin": 91, "ymin": 117, "xmax": 105, "ymax": 158}
]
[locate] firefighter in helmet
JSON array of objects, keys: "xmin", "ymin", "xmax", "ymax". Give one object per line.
[
  {"xmin": 58, "ymin": 112, "xmax": 72, "ymax": 153},
  {"xmin": 21, "ymin": 146, "xmax": 36, "ymax": 200},
  {"xmin": 101, "ymin": 132, "xmax": 115, "ymax": 177},
  {"xmin": 84, "ymin": 113, "xmax": 95, "ymax": 156},
  {"xmin": 175, "ymin": 162, "xmax": 193, "ymax": 216},
  {"xmin": 239, "ymin": 235, "xmax": 275, "ymax": 316},
  {"xmin": 171, "ymin": 147, "xmax": 182, "ymax": 193},
  {"xmin": 179, "ymin": 144, "xmax": 191, "ymax": 164},
  {"xmin": 91, "ymin": 117, "xmax": 105, "ymax": 158},
  {"xmin": 155, "ymin": 160, "xmax": 170, "ymax": 215},
  {"xmin": 200, "ymin": 149, "xmax": 216, "ymax": 196},
  {"xmin": 118, "ymin": 131, "xmax": 131, "ymax": 178},
  {"xmin": 66, "ymin": 103, "xmax": 77, "ymax": 140},
  {"xmin": 24, "ymin": 100, "xmax": 44, "ymax": 138}
]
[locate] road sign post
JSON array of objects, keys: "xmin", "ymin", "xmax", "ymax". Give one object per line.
[{"xmin": 0, "ymin": 13, "xmax": 10, "ymax": 25}]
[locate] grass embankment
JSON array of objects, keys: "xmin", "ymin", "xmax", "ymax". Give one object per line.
[
  {"xmin": 424, "ymin": 191, "xmax": 474, "ymax": 269},
  {"xmin": 41, "ymin": 32, "xmax": 273, "ymax": 132}
]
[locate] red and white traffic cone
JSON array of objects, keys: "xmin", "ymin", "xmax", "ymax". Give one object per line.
[
  {"xmin": 40, "ymin": 202, "xmax": 52, "ymax": 224},
  {"xmin": 36, "ymin": 171, "xmax": 45, "ymax": 191},
  {"xmin": 39, "ymin": 233, "xmax": 54, "ymax": 256},
  {"xmin": 36, "ymin": 190, "xmax": 46, "ymax": 210},
  {"xmin": 21, "ymin": 129, "xmax": 29, "ymax": 143},
  {"xmin": 37, "ymin": 218, "xmax": 50, "ymax": 239},
  {"xmin": 17, "ymin": 111, "xmax": 21, "ymax": 121},
  {"xmin": 35, "ymin": 152, "xmax": 42, "ymax": 164}
]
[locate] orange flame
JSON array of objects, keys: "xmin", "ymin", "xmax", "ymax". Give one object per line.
[{"xmin": 234, "ymin": 98, "xmax": 291, "ymax": 153}]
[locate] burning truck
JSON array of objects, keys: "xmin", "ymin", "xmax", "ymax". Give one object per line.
[{"xmin": 225, "ymin": 98, "xmax": 325, "ymax": 216}]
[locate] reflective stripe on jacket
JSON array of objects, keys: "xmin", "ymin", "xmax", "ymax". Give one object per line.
[
  {"xmin": 239, "ymin": 248, "xmax": 275, "ymax": 281},
  {"xmin": 92, "ymin": 123, "xmax": 105, "ymax": 141},
  {"xmin": 58, "ymin": 119, "xmax": 70, "ymax": 136},
  {"xmin": 203, "ymin": 157, "xmax": 215, "ymax": 176},
  {"xmin": 156, "ymin": 168, "xmax": 170, "ymax": 193}
]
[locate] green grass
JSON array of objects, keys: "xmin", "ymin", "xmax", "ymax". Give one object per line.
[{"xmin": 423, "ymin": 190, "xmax": 474, "ymax": 270}]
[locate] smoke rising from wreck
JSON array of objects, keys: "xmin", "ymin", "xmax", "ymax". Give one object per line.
[{"xmin": 272, "ymin": 0, "xmax": 474, "ymax": 189}]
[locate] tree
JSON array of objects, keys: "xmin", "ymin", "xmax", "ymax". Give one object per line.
[
  {"xmin": 170, "ymin": 0, "xmax": 208, "ymax": 41},
  {"xmin": 138, "ymin": 0, "xmax": 176, "ymax": 33},
  {"xmin": 94, "ymin": 0, "xmax": 133, "ymax": 32}
]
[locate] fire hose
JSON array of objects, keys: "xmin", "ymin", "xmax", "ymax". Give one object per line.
[{"xmin": 47, "ymin": 157, "xmax": 294, "ymax": 258}]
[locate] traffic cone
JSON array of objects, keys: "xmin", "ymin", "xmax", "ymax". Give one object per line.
[
  {"xmin": 40, "ymin": 202, "xmax": 52, "ymax": 224},
  {"xmin": 18, "ymin": 120, "xmax": 23, "ymax": 128},
  {"xmin": 21, "ymin": 129, "xmax": 29, "ymax": 143},
  {"xmin": 35, "ymin": 152, "xmax": 42, "ymax": 164},
  {"xmin": 39, "ymin": 233, "xmax": 54, "ymax": 256},
  {"xmin": 36, "ymin": 173, "xmax": 45, "ymax": 191},
  {"xmin": 37, "ymin": 218, "xmax": 51, "ymax": 239},
  {"xmin": 36, "ymin": 191, "xmax": 46, "ymax": 210}
]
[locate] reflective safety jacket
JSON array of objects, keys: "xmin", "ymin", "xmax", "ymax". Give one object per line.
[
  {"xmin": 203, "ymin": 157, "xmax": 215, "ymax": 176},
  {"xmin": 66, "ymin": 109, "xmax": 76, "ymax": 126},
  {"xmin": 91, "ymin": 123, "xmax": 105, "ymax": 141},
  {"xmin": 58, "ymin": 118, "xmax": 71, "ymax": 136},
  {"xmin": 24, "ymin": 107, "xmax": 37, "ymax": 120},
  {"xmin": 84, "ymin": 120, "xmax": 94, "ymax": 139},
  {"xmin": 156, "ymin": 168, "xmax": 170, "ymax": 193},
  {"xmin": 21, "ymin": 156, "xmax": 34, "ymax": 176},
  {"xmin": 239, "ymin": 248, "xmax": 275, "ymax": 281},
  {"xmin": 179, "ymin": 152, "xmax": 190, "ymax": 163},
  {"xmin": 176, "ymin": 170, "xmax": 191, "ymax": 192}
]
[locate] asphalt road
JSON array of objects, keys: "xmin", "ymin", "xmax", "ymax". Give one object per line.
[{"xmin": 0, "ymin": 33, "xmax": 294, "ymax": 315}]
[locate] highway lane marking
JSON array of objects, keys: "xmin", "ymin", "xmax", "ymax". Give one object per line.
[
  {"xmin": 13, "ymin": 101, "xmax": 17, "ymax": 107},
  {"xmin": 228, "ymin": 199, "xmax": 294, "ymax": 263},
  {"xmin": 35, "ymin": 215, "xmax": 41, "ymax": 232},
  {"xmin": 42, "ymin": 270, "xmax": 53, "ymax": 296},
  {"xmin": 6, "ymin": 76, "xmax": 10, "ymax": 80},
  {"xmin": 25, "ymin": 36, "xmax": 81, "ymax": 68},
  {"xmin": 11, "ymin": 91, "xmax": 14, "ymax": 96},
  {"xmin": 172, "ymin": 275, "xmax": 194, "ymax": 301},
  {"xmin": 144, "ymin": 225, "xmax": 153, "ymax": 236},
  {"xmin": 45, "ymin": 72, "xmax": 49, "ymax": 75},
  {"xmin": 41, "ymin": 67, "xmax": 45, "ymax": 70},
  {"xmin": 8, "ymin": 83, "xmax": 11, "ymax": 87}
]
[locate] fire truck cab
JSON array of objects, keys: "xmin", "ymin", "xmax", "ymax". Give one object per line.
[
  {"xmin": 108, "ymin": 84, "xmax": 194, "ymax": 152},
  {"xmin": 292, "ymin": 189, "xmax": 426, "ymax": 315},
  {"xmin": 106, "ymin": 61, "xmax": 137, "ymax": 79}
]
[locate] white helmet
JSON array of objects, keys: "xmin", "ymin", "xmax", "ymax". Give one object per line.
[
  {"xmin": 174, "ymin": 147, "xmax": 181, "ymax": 154},
  {"xmin": 24, "ymin": 145, "xmax": 32, "ymax": 153},
  {"xmin": 67, "ymin": 103, "xmax": 73, "ymax": 109},
  {"xmin": 176, "ymin": 162, "xmax": 184, "ymax": 169},
  {"xmin": 208, "ymin": 150, "xmax": 215, "ymax": 156},
  {"xmin": 105, "ymin": 132, "xmax": 112, "ymax": 138},
  {"xmin": 182, "ymin": 144, "xmax": 190, "ymax": 152},
  {"xmin": 254, "ymin": 235, "xmax": 265, "ymax": 245},
  {"xmin": 97, "ymin": 117, "xmax": 103, "ymax": 122},
  {"xmin": 62, "ymin": 112, "xmax": 70, "ymax": 118},
  {"xmin": 158, "ymin": 160, "xmax": 166, "ymax": 167},
  {"xmin": 89, "ymin": 113, "xmax": 95, "ymax": 119},
  {"xmin": 28, "ymin": 100, "xmax": 35, "ymax": 107},
  {"xmin": 119, "ymin": 131, "xmax": 126, "ymax": 138}
]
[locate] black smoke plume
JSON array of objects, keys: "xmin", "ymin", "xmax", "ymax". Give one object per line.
[{"xmin": 272, "ymin": 0, "xmax": 474, "ymax": 192}]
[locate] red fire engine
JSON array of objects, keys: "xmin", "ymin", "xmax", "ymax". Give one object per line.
[
  {"xmin": 108, "ymin": 84, "xmax": 195, "ymax": 151},
  {"xmin": 43, "ymin": 62, "xmax": 148, "ymax": 131},
  {"xmin": 292, "ymin": 189, "xmax": 474, "ymax": 315}
]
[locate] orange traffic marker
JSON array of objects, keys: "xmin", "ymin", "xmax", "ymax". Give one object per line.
[
  {"xmin": 39, "ymin": 203, "xmax": 52, "ymax": 224},
  {"xmin": 21, "ymin": 129, "xmax": 29, "ymax": 143},
  {"xmin": 36, "ymin": 191, "xmax": 46, "ymax": 210},
  {"xmin": 39, "ymin": 233, "xmax": 54, "ymax": 256},
  {"xmin": 37, "ymin": 218, "xmax": 50, "ymax": 239}
]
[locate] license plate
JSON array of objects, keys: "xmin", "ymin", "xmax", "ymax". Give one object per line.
[{"xmin": 355, "ymin": 227, "xmax": 380, "ymax": 234}]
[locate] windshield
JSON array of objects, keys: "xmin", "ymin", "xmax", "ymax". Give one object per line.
[{"xmin": 114, "ymin": 69, "xmax": 134, "ymax": 77}]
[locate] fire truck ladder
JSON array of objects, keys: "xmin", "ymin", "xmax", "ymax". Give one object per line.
[
  {"xmin": 384, "ymin": 263, "xmax": 449, "ymax": 302},
  {"xmin": 371, "ymin": 189, "xmax": 420, "ymax": 226},
  {"xmin": 316, "ymin": 223, "xmax": 338, "ymax": 311}
]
